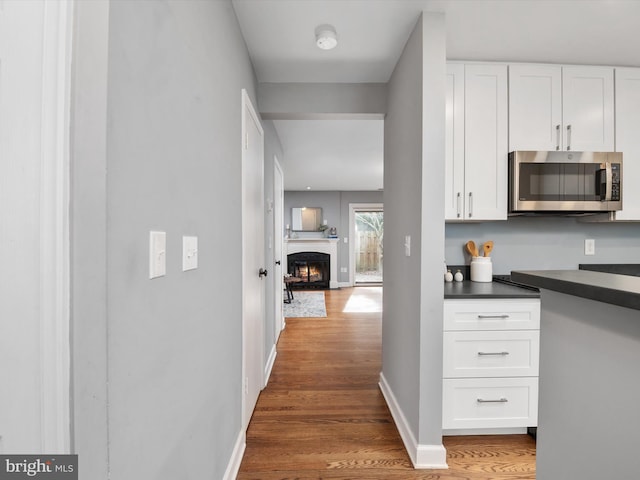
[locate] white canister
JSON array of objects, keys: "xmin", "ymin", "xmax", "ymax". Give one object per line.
[{"xmin": 470, "ymin": 256, "xmax": 492, "ymax": 282}]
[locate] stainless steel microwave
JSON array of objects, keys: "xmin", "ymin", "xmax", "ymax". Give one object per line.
[{"xmin": 508, "ymin": 151, "xmax": 622, "ymax": 213}]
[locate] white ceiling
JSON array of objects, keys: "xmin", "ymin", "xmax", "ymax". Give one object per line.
[{"xmin": 232, "ymin": 0, "xmax": 640, "ymax": 190}]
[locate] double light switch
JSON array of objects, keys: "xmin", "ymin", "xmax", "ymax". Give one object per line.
[{"xmin": 149, "ymin": 231, "xmax": 199, "ymax": 278}]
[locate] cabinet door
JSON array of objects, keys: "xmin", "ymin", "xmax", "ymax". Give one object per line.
[
  {"xmin": 614, "ymin": 68, "xmax": 640, "ymax": 221},
  {"xmin": 509, "ymin": 64, "xmax": 562, "ymax": 151},
  {"xmin": 464, "ymin": 64, "xmax": 508, "ymax": 220},
  {"xmin": 445, "ymin": 64, "xmax": 466, "ymax": 220},
  {"xmin": 562, "ymin": 66, "xmax": 614, "ymax": 151}
]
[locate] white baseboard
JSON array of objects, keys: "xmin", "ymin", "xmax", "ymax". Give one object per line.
[
  {"xmin": 378, "ymin": 373, "xmax": 448, "ymax": 469},
  {"xmin": 338, "ymin": 281, "xmax": 352, "ymax": 288},
  {"xmin": 222, "ymin": 430, "xmax": 245, "ymax": 480},
  {"xmin": 264, "ymin": 344, "xmax": 277, "ymax": 387}
]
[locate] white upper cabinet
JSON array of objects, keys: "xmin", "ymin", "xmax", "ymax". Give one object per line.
[
  {"xmin": 445, "ymin": 63, "xmax": 508, "ymax": 221},
  {"xmin": 509, "ymin": 65, "xmax": 562, "ymax": 151},
  {"xmin": 445, "ymin": 63, "xmax": 465, "ymax": 220},
  {"xmin": 614, "ymin": 67, "xmax": 640, "ymax": 221},
  {"xmin": 509, "ymin": 65, "xmax": 614, "ymax": 152},
  {"xmin": 562, "ymin": 66, "xmax": 614, "ymax": 151}
]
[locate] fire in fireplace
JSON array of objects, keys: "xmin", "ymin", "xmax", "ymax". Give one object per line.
[{"xmin": 287, "ymin": 251, "xmax": 330, "ymax": 289}]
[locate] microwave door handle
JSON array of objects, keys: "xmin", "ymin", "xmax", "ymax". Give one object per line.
[{"xmin": 605, "ymin": 163, "xmax": 613, "ymax": 201}]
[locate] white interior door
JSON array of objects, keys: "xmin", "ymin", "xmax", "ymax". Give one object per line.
[
  {"xmin": 241, "ymin": 90, "xmax": 265, "ymax": 430},
  {"xmin": 273, "ymin": 156, "xmax": 284, "ymax": 337}
]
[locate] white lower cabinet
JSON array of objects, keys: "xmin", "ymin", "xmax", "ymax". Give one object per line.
[
  {"xmin": 443, "ymin": 299, "xmax": 540, "ymax": 433},
  {"xmin": 443, "ymin": 377, "xmax": 538, "ymax": 430}
]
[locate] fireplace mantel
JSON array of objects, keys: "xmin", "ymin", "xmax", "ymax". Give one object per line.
[{"xmin": 286, "ymin": 238, "xmax": 338, "ymax": 289}]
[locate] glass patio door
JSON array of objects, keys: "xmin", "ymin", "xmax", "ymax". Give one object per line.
[{"xmin": 354, "ymin": 210, "xmax": 383, "ymax": 284}]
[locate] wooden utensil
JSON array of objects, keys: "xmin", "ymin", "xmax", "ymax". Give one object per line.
[
  {"xmin": 483, "ymin": 241, "xmax": 494, "ymax": 257},
  {"xmin": 466, "ymin": 240, "xmax": 479, "ymax": 257}
]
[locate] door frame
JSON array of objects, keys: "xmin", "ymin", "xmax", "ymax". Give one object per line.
[
  {"xmin": 41, "ymin": 0, "xmax": 74, "ymax": 452},
  {"xmin": 349, "ymin": 203, "xmax": 384, "ymax": 286},
  {"xmin": 241, "ymin": 89, "xmax": 265, "ymax": 431}
]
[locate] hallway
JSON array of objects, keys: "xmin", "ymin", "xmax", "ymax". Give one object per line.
[{"xmin": 238, "ymin": 287, "xmax": 536, "ymax": 479}]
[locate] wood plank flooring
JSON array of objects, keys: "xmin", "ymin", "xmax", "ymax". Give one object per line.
[{"xmin": 238, "ymin": 287, "xmax": 536, "ymax": 480}]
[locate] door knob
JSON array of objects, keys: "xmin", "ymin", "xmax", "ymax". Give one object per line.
[{"xmin": 259, "ymin": 268, "xmax": 268, "ymax": 278}]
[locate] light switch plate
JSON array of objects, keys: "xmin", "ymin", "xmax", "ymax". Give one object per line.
[
  {"xmin": 183, "ymin": 236, "xmax": 198, "ymax": 271},
  {"xmin": 149, "ymin": 231, "xmax": 166, "ymax": 279}
]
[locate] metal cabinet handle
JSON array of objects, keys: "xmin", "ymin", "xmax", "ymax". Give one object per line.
[
  {"xmin": 477, "ymin": 314, "xmax": 510, "ymax": 319},
  {"xmin": 468, "ymin": 192, "xmax": 473, "ymax": 218},
  {"xmin": 456, "ymin": 192, "xmax": 461, "ymax": 218},
  {"xmin": 478, "ymin": 351, "xmax": 510, "ymax": 356},
  {"xmin": 275, "ymin": 260, "xmax": 281, "ymax": 265},
  {"xmin": 477, "ymin": 398, "xmax": 508, "ymax": 403},
  {"xmin": 555, "ymin": 124, "xmax": 561, "ymax": 151},
  {"xmin": 259, "ymin": 268, "xmax": 268, "ymax": 278},
  {"xmin": 566, "ymin": 124, "xmax": 572, "ymax": 151}
]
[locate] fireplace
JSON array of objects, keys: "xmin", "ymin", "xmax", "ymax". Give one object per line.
[{"xmin": 287, "ymin": 252, "xmax": 330, "ymax": 289}]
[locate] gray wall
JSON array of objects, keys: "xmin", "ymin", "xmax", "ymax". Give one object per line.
[
  {"xmin": 259, "ymin": 82, "xmax": 386, "ymax": 119},
  {"xmin": 71, "ymin": 1, "xmax": 262, "ymax": 478},
  {"xmin": 70, "ymin": 1, "xmax": 110, "ymax": 475},
  {"xmin": 382, "ymin": 12, "xmax": 446, "ymax": 452},
  {"xmin": 284, "ymin": 190, "xmax": 383, "ymax": 283},
  {"xmin": 383, "ymin": 13, "xmax": 423, "ymax": 446},
  {"xmin": 446, "ymin": 217, "xmax": 640, "ymax": 274},
  {"xmin": 417, "ymin": 13, "xmax": 446, "ymax": 447}
]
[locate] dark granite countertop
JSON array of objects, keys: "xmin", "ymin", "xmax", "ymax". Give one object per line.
[
  {"xmin": 579, "ymin": 264, "xmax": 640, "ymax": 277},
  {"xmin": 444, "ymin": 280, "xmax": 540, "ymax": 299},
  {"xmin": 511, "ymin": 270, "xmax": 640, "ymax": 311}
]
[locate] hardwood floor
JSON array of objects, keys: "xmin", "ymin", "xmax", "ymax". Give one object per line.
[{"xmin": 238, "ymin": 287, "xmax": 536, "ymax": 480}]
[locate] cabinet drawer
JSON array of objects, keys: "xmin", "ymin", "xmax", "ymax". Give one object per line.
[
  {"xmin": 443, "ymin": 377, "xmax": 538, "ymax": 430},
  {"xmin": 443, "ymin": 330, "xmax": 539, "ymax": 378},
  {"xmin": 444, "ymin": 299, "xmax": 540, "ymax": 331}
]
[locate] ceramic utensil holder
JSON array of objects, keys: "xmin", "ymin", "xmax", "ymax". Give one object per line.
[{"xmin": 470, "ymin": 256, "xmax": 492, "ymax": 282}]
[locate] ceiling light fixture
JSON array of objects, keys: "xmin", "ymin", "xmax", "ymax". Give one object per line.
[{"xmin": 315, "ymin": 24, "xmax": 338, "ymax": 50}]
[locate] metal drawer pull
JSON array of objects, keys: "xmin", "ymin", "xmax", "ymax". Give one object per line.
[
  {"xmin": 477, "ymin": 314, "xmax": 509, "ymax": 319},
  {"xmin": 477, "ymin": 397, "xmax": 508, "ymax": 403},
  {"xmin": 477, "ymin": 351, "xmax": 510, "ymax": 356}
]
